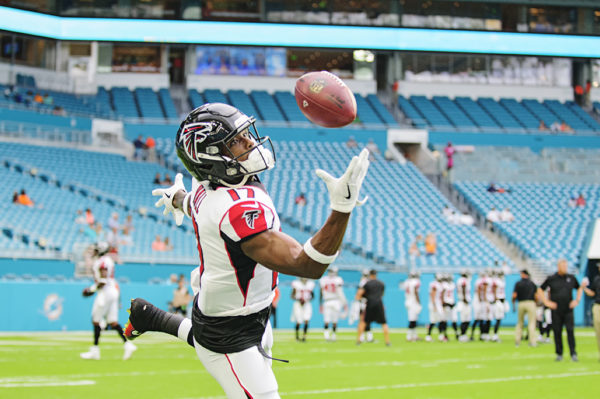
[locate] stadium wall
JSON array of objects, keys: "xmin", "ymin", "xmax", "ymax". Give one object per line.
[{"xmin": 0, "ymin": 269, "xmax": 586, "ymax": 331}]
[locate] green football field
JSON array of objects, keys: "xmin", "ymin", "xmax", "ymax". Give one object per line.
[{"xmin": 1, "ymin": 328, "xmax": 598, "ymax": 399}]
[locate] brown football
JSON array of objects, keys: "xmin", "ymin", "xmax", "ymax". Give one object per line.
[{"xmin": 294, "ymin": 71, "xmax": 357, "ymax": 128}]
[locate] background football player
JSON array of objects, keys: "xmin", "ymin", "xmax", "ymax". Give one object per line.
[
  {"xmin": 291, "ymin": 277, "xmax": 315, "ymax": 342},
  {"xmin": 456, "ymin": 270, "xmax": 472, "ymax": 342},
  {"xmin": 122, "ymin": 103, "xmax": 370, "ymax": 399},
  {"xmin": 491, "ymin": 269, "xmax": 508, "ymax": 342},
  {"xmin": 426, "ymin": 273, "xmax": 444, "ymax": 342},
  {"xmin": 402, "ymin": 270, "xmax": 422, "ymax": 342},
  {"xmin": 441, "ymin": 273, "xmax": 459, "ymax": 341},
  {"xmin": 471, "ymin": 270, "xmax": 490, "ymax": 341},
  {"xmin": 319, "ymin": 266, "xmax": 347, "ymax": 342},
  {"xmin": 80, "ymin": 242, "xmax": 137, "ymax": 360}
]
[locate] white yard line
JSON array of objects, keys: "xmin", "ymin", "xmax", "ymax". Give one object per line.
[
  {"xmin": 183, "ymin": 370, "xmax": 600, "ymax": 399},
  {"xmin": 0, "ymin": 377, "xmax": 96, "ymax": 388}
]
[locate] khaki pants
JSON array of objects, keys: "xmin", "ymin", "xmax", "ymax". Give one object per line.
[
  {"xmin": 516, "ymin": 300, "xmax": 537, "ymax": 345},
  {"xmin": 593, "ymin": 304, "xmax": 600, "ymax": 358}
]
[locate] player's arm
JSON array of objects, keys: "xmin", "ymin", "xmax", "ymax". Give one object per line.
[
  {"xmin": 243, "ymin": 149, "xmax": 369, "ymax": 279},
  {"xmin": 461, "ymin": 284, "xmax": 467, "ymax": 304},
  {"xmin": 241, "ymin": 211, "xmax": 350, "ymax": 279},
  {"xmin": 291, "ymin": 288, "xmax": 297, "ymax": 300},
  {"xmin": 430, "ymin": 287, "xmax": 437, "ymax": 310},
  {"xmin": 355, "ymin": 287, "xmax": 365, "ymax": 301}
]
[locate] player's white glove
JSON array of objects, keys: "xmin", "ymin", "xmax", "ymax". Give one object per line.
[
  {"xmin": 316, "ymin": 148, "xmax": 369, "ymax": 213},
  {"xmin": 152, "ymin": 173, "xmax": 186, "ymax": 226}
]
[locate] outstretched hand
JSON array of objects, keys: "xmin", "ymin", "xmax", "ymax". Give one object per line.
[
  {"xmin": 316, "ymin": 148, "xmax": 370, "ymax": 213},
  {"xmin": 152, "ymin": 173, "xmax": 186, "ymax": 226}
]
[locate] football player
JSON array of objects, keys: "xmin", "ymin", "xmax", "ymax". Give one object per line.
[
  {"xmin": 471, "ymin": 270, "xmax": 490, "ymax": 341},
  {"xmin": 122, "ymin": 103, "xmax": 370, "ymax": 399},
  {"xmin": 291, "ymin": 277, "xmax": 315, "ymax": 342},
  {"xmin": 491, "ymin": 269, "xmax": 508, "ymax": 342},
  {"xmin": 402, "ymin": 270, "xmax": 422, "ymax": 342},
  {"xmin": 441, "ymin": 273, "xmax": 458, "ymax": 341},
  {"xmin": 80, "ymin": 242, "xmax": 137, "ymax": 360},
  {"xmin": 355, "ymin": 268, "xmax": 373, "ymax": 343},
  {"xmin": 456, "ymin": 269, "xmax": 472, "ymax": 342},
  {"xmin": 319, "ymin": 266, "xmax": 347, "ymax": 342},
  {"xmin": 426, "ymin": 273, "xmax": 444, "ymax": 342}
]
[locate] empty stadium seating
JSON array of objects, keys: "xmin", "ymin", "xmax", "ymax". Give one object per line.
[
  {"xmin": 455, "ymin": 180, "xmax": 599, "ymax": 267},
  {"xmin": 399, "ymin": 94, "xmax": 600, "ymax": 135}
]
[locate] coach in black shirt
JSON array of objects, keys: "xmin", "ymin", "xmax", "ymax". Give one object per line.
[
  {"xmin": 355, "ymin": 269, "xmax": 391, "ymax": 346},
  {"xmin": 537, "ymin": 259, "xmax": 583, "ymax": 362},
  {"xmin": 512, "ymin": 270, "xmax": 538, "ymax": 347},
  {"xmin": 582, "ymin": 262, "xmax": 600, "ymax": 361}
]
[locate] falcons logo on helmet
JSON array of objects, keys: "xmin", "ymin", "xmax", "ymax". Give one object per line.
[{"xmin": 179, "ymin": 122, "xmax": 213, "ymax": 162}]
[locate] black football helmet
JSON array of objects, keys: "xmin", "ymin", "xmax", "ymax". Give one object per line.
[{"xmin": 175, "ymin": 103, "xmax": 275, "ymax": 186}]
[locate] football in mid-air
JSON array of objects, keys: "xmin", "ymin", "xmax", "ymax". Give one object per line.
[{"xmin": 294, "ymin": 71, "xmax": 357, "ymax": 128}]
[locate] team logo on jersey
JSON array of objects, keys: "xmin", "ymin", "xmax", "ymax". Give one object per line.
[
  {"xmin": 179, "ymin": 122, "xmax": 213, "ymax": 161},
  {"xmin": 243, "ymin": 209, "xmax": 261, "ymax": 229}
]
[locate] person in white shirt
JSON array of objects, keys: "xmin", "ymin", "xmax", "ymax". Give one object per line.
[
  {"xmin": 471, "ymin": 270, "xmax": 491, "ymax": 341},
  {"xmin": 441, "ymin": 274, "xmax": 458, "ymax": 341},
  {"xmin": 491, "ymin": 269, "xmax": 509, "ymax": 342},
  {"xmin": 500, "ymin": 207, "xmax": 515, "ymax": 222},
  {"xmin": 402, "ymin": 270, "xmax": 422, "ymax": 341},
  {"xmin": 426, "ymin": 274, "xmax": 444, "ymax": 342},
  {"xmin": 80, "ymin": 242, "xmax": 136, "ymax": 361},
  {"xmin": 456, "ymin": 270, "xmax": 472, "ymax": 342},
  {"xmin": 292, "ymin": 278, "xmax": 315, "ymax": 342},
  {"xmin": 486, "ymin": 207, "xmax": 501, "ymax": 224},
  {"xmin": 319, "ymin": 266, "xmax": 347, "ymax": 342}
]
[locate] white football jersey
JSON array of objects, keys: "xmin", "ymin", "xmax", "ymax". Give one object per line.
[
  {"xmin": 475, "ymin": 277, "xmax": 493, "ymax": 302},
  {"xmin": 403, "ymin": 278, "xmax": 421, "ymax": 304},
  {"xmin": 442, "ymin": 281, "xmax": 456, "ymax": 305},
  {"xmin": 456, "ymin": 277, "xmax": 471, "ymax": 303},
  {"xmin": 320, "ymin": 275, "xmax": 344, "ymax": 302},
  {"xmin": 189, "ymin": 182, "xmax": 279, "ymax": 317},
  {"xmin": 292, "ymin": 279, "xmax": 315, "ymax": 302},
  {"xmin": 92, "ymin": 254, "xmax": 116, "ymax": 291},
  {"xmin": 429, "ymin": 280, "xmax": 443, "ymax": 304},
  {"xmin": 492, "ymin": 277, "xmax": 506, "ymax": 300}
]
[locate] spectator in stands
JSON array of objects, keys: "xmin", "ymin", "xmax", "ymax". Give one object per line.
[
  {"xmin": 3, "ymin": 85, "xmax": 13, "ymax": 99},
  {"xmin": 538, "ymin": 120, "xmax": 549, "ymax": 131},
  {"xmin": 153, "ymin": 172, "xmax": 162, "ymax": 185},
  {"xmin": 560, "ymin": 121, "xmax": 574, "ymax": 134},
  {"xmin": 34, "ymin": 93, "xmax": 43, "ymax": 104},
  {"xmin": 11, "ymin": 191, "xmax": 18, "ymax": 204},
  {"xmin": 295, "ymin": 193, "xmax": 307, "ymax": 206},
  {"xmin": 568, "ymin": 196, "xmax": 577, "ymax": 208},
  {"xmin": 444, "ymin": 142, "xmax": 455, "ymax": 173},
  {"xmin": 575, "ymin": 193, "xmax": 586, "ymax": 207},
  {"xmin": 16, "ymin": 189, "xmax": 34, "ymax": 207},
  {"xmin": 163, "ymin": 174, "xmax": 173, "ymax": 186},
  {"xmin": 163, "ymin": 237, "xmax": 173, "ymax": 251},
  {"xmin": 133, "ymin": 135, "xmax": 145, "ymax": 160},
  {"xmin": 151, "ymin": 235, "xmax": 166, "ymax": 251},
  {"xmin": 487, "ymin": 182, "xmax": 511, "ymax": 193},
  {"xmin": 13, "ymin": 91, "xmax": 23, "ymax": 104},
  {"xmin": 424, "ymin": 233, "xmax": 437, "ymax": 256},
  {"xmin": 52, "ymin": 106, "xmax": 66, "ymax": 116},
  {"xmin": 366, "ymin": 138, "xmax": 380, "ymax": 159},
  {"xmin": 85, "ymin": 208, "xmax": 95, "ymax": 226},
  {"xmin": 146, "ymin": 136, "xmax": 157, "ymax": 162},
  {"xmin": 346, "ymin": 136, "xmax": 358, "ymax": 149},
  {"xmin": 500, "ymin": 207, "xmax": 515, "ymax": 222},
  {"xmin": 550, "ymin": 121, "xmax": 561, "ymax": 133},
  {"xmin": 120, "ymin": 227, "xmax": 134, "ymax": 246},
  {"xmin": 107, "ymin": 226, "xmax": 120, "ymax": 249},
  {"xmin": 75, "ymin": 209, "xmax": 87, "ymax": 224},
  {"xmin": 486, "ymin": 207, "xmax": 501, "ymax": 224},
  {"xmin": 43, "ymin": 94, "xmax": 53, "ymax": 105},
  {"xmin": 107, "ymin": 212, "xmax": 120, "ymax": 231},
  {"xmin": 123, "ymin": 214, "xmax": 134, "ymax": 233},
  {"xmin": 442, "ymin": 206, "xmax": 453, "ymax": 221}
]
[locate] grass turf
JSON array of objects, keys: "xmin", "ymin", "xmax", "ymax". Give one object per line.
[{"xmin": 0, "ymin": 328, "xmax": 598, "ymax": 399}]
